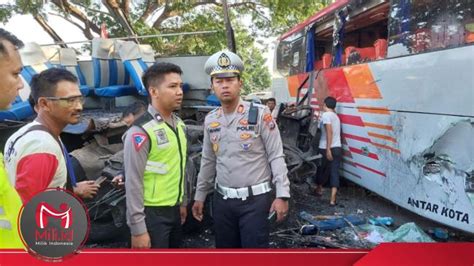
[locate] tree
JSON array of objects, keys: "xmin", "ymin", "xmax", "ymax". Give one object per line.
[{"xmin": 0, "ymin": 0, "xmax": 327, "ymax": 93}]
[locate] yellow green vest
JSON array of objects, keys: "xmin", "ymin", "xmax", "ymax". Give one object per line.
[
  {"xmin": 139, "ymin": 114, "xmax": 187, "ymax": 206},
  {"xmin": 0, "ymin": 153, "xmax": 24, "ymax": 249}
]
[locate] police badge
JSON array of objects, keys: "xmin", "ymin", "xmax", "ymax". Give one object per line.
[{"xmin": 154, "ymin": 128, "xmax": 169, "ymax": 145}]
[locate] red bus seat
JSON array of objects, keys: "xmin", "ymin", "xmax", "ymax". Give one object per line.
[
  {"xmin": 322, "ymin": 53, "xmax": 332, "ymax": 68},
  {"xmin": 374, "ymin": 39, "xmax": 388, "ymax": 59},
  {"xmin": 315, "ymin": 59, "xmax": 323, "ymax": 70},
  {"xmin": 344, "ymin": 46, "xmax": 375, "ymax": 64}
]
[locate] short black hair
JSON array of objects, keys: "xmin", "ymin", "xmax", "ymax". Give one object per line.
[
  {"xmin": 122, "ymin": 100, "xmax": 147, "ymax": 118},
  {"xmin": 142, "ymin": 62, "xmax": 182, "ymax": 92},
  {"xmin": 31, "ymin": 68, "xmax": 78, "ymax": 105},
  {"xmin": 324, "ymin": 96, "xmax": 337, "ymax": 109},
  {"xmin": 267, "ymin": 98, "xmax": 276, "ymax": 103},
  {"xmin": 0, "ymin": 28, "xmax": 24, "ymax": 57}
]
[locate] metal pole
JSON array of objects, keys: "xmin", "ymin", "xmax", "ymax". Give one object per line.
[{"xmin": 39, "ymin": 30, "xmax": 218, "ymax": 46}]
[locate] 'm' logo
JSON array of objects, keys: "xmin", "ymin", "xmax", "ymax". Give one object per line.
[
  {"xmin": 35, "ymin": 202, "xmax": 72, "ymax": 229},
  {"xmin": 19, "ymin": 189, "xmax": 89, "ymax": 262}
]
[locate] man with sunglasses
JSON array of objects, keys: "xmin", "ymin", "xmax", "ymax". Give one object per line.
[{"xmin": 4, "ymin": 68, "xmax": 99, "ymax": 204}]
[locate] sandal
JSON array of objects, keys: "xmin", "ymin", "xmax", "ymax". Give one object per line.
[{"xmin": 315, "ymin": 187, "xmax": 323, "ymax": 196}]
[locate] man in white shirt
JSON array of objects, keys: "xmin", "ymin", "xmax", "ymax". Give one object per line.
[
  {"xmin": 266, "ymin": 98, "xmax": 279, "ymax": 120},
  {"xmin": 315, "ymin": 96, "xmax": 342, "ymax": 205}
]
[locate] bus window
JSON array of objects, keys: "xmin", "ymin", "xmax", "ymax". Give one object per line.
[
  {"xmin": 276, "ymin": 41, "xmax": 291, "ymax": 76},
  {"xmin": 388, "ymin": 0, "xmax": 473, "ymax": 57},
  {"xmin": 276, "ymin": 31, "xmax": 305, "ymax": 77},
  {"xmin": 330, "ymin": 0, "xmax": 390, "ymax": 66}
]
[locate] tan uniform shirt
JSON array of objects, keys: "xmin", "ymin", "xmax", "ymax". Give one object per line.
[
  {"xmin": 123, "ymin": 105, "xmax": 186, "ymax": 236},
  {"xmin": 194, "ymin": 99, "xmax": 290, "ymax": 202}
]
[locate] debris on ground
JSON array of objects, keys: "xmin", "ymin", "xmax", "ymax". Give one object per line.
[
  {"xmin": 368, "ymin": 216, "xmax": 393, "ymax": 226},
  {"xmin": 358, "ymin": 222, "xmax": 435, "ymax": 244},
  {"xmin": 299, "ymin": 211, "xmax": 365, "ymax": 234},
  {"xmin": 428, "ymin": 227, "xmax": 449, "ymax": 241},
  {"xmin": 92, "ymin": 176, "xmax": 474, "ymax": 248}
]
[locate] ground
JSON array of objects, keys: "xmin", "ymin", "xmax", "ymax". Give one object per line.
[{"xmin": 181, "ymin": 180, "xmax": 474, "ymax": 248}]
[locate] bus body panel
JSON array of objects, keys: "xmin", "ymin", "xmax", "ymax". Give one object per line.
[{"xmin": 275, "ymin": 45, "xmax": 474, "ymax": 233}]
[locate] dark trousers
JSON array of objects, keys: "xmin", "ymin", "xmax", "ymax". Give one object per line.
[
  {"xmin": 213, "ymin": 192, "xmax": 272, "ymax": 248},
  {"xmin": 144, "ymin": 205, "xmax": 182, "ymax": 248},
  {"xmin": 315, "ymin": 147, "xmax": 343, "ymax": 188}
]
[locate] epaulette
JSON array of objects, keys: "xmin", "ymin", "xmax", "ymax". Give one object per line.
[
  {"xmin": 206, "ymin": 107, "xmax": 221, "ymax": 118},
  {"xmin": 133, "ymin": 111, "xmax": 154, "ymax": 127}
]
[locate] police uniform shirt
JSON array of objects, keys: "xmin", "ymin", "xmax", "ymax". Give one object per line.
[
  {"xmin": 194, "ymin": 99, "xmax": 290, "ymax": 202},
  {"xmin": 123, "ymin": 105, "xmax": 187, "ymax": 236}
]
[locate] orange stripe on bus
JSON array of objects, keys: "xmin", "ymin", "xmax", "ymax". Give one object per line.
[
  {"xmin": 371, "ymin": 142, "xmax": 401, "ymax": 154},
  {"xmin": 368, "ymin": 132, "xmax": 397, "ymax": 143},
  {"xmin": 343, "ymin": 64, "xmax": 382, "ymax": 99},
  {"xmin": 357, "ymin": 106, "xmax": 390, "ymax": 115},
  {"xmin": 364, "ymin": 122, "xmax": 393, "ymax": 130},
  {"xmin": 287, "ymin": 76, "xmax": 300, "ymax": 97}
]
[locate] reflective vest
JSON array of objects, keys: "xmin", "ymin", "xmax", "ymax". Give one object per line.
[
  {"xmin": 138, "ymin": 113, "xmax": 187, "ymax": 206},
  {"xmin": 0, "ymin": 153, "xmax": 23, "ymax": 249}
]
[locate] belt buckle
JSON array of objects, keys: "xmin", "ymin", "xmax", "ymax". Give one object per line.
[
  {"xmin": 251, "ymin": 184, "xmax": 260, "ymax": 195},
  {"xmin": 237, "ymin": 187, "xmax": 248, "ymax": 201},
  {"xmin": 226, "ymin": 188, "xmax": 237, "ymax": 199}
]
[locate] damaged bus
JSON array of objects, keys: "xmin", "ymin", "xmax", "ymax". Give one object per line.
[{"xmin": 272, "ymin": 0, "xmax": 474, "ymax": 233}]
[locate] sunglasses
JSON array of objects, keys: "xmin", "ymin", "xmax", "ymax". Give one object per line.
[{"xmin": 44, "ymin": 95, "xmax": 85, "ymax": 107}]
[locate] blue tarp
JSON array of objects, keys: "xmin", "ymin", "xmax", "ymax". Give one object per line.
[{"xmin": 305, "ymin": 28, "xmax": 316, "ymax": 72}]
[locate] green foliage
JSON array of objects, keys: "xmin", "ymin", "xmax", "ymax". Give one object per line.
[
  {"xmin": 87, "ymin": 3, "xmax": 128, "ymax": 38},
  {"xmin": 0, "ymin": 5, "xmax": 14, "ymax": 24},
  {"xmin": 264, "ymin": 0, "xmax": 327, "ymax": 35},
  {"xmin": 2, "ymin": 0, "xmax": 329, "ymax": 93}
]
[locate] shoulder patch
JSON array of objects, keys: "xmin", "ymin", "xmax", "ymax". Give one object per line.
[{"xmin": 132, "ymin": 133, "xmax": 148, "ymax": 151}]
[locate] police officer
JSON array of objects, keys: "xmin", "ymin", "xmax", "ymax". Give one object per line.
[
  {"xmin": 124, "ymin": 63, "xmax": 187, "ymax": 248},
  {"xmin": 0, "ymin": 28, "xmax": 24, "ymax": 248},
  {"xmin": 192, "ymin": 51, "xmax": 290, "ymax": 248}
]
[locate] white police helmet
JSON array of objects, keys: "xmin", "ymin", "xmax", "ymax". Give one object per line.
[{"xmin": 204, "ymin": 50, "xmax": 244, "ymax": 78}]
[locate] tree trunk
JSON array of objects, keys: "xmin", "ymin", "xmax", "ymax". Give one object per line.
[
  {"xmin": 33, "ymin": 14, "xmax": 67, "ymax": 48},
  {"xmin": 222, "ymin": 0, "xmax": 236, "ymax": 52},
  {"xmin": 140, "ymin": 0, "xmax": 159, "ymax": 23},
  {"xmin": 50, "ymin": 0, "xmax": 101, "ymax": 39},
  {"xmin": 102, "ymin": 0, "xmax": 137, "ymax": 40}
]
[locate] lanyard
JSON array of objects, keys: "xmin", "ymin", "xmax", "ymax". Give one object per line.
[{"xmin": 61, "ymin": 143, "xmax": 77, "ymax": 187}]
